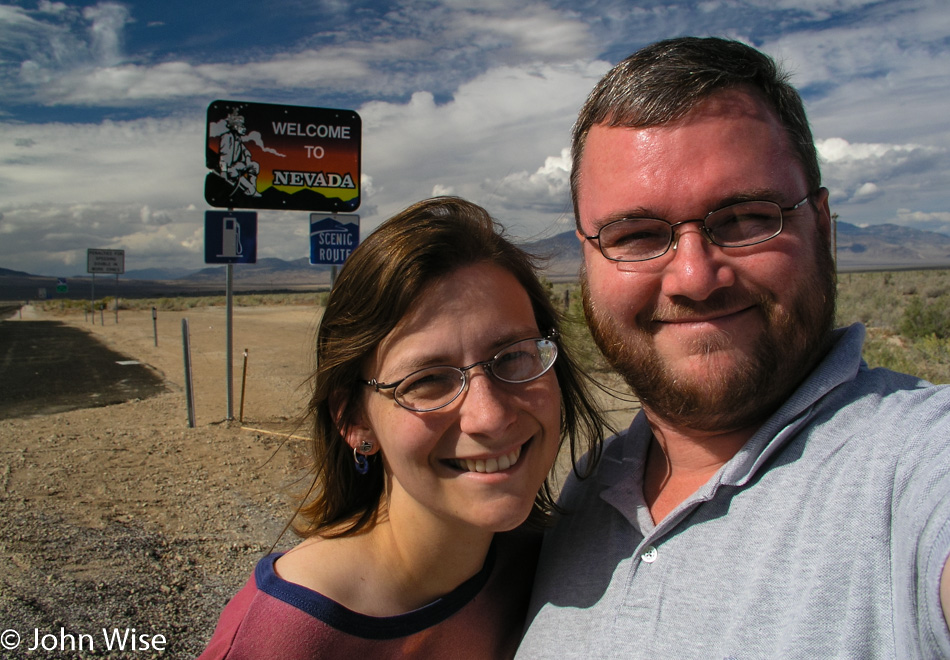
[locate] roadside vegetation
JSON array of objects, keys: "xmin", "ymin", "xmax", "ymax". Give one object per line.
[
  {"xmin": 836, "ymin": 270, "xmax": 950, "ymax": 383},
  {"xmin": 36, "ymin": 269, "xmax": 950, "ymax": 384},
  {"xmin": 550, "ymin": 269, "xmax": 950, "ymax": 385},
  {"xmin": 38, "ymin": 291, "xmax": 330, "ymax": 313}
]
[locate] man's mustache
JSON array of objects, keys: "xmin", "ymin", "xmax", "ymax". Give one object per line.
[{"xmin": 647, "ymin": 288, "xmax": 772, "ymax": 324}]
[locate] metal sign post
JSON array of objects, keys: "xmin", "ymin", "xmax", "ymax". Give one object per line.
[
  {"xmin": 226, "ymin": 263, "xmax": 234, "ymax": 420},
  {"xmin": 204, "ymin": 211, "xmax": 257, "ymax": 422},
  {"xmin": 182, "ymin": 318, "xmax": 196, "ymax": 428}
]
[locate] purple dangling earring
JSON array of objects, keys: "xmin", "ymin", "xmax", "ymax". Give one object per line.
[{"xmin": 354, "ymin": 441, "xmax": 373, "ymax": 475}]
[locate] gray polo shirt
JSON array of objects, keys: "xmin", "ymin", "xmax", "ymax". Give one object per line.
[{"xmin": 518, "ymin": 324, "xmax": 950, "ymax": 659}]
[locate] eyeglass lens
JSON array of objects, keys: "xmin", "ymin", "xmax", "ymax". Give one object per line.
[
  {"xmin": 393, "ymin": 338, "xmax": 556, "ymax": 411},
  {"xmin": 598, "ymin": 200, "xmax": 783, "ymax": 262}
]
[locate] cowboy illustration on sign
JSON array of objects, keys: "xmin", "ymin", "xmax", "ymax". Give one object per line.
[
  {"xmin": 216, "ymin": 109, "xmax": 261, "ymax": 199},
  {"xmin": 205, "ymin": 100, "xmax": 361, "ymax": 212}
]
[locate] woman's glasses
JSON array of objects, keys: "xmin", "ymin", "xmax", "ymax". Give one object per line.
[{"xmin": 362, "ymin": 336, "xmax": 558, "ymax": 412}]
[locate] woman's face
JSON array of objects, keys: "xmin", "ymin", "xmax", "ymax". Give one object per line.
[{"xmin": 356, "ymin": 262, "xmax": 562, "ymax": 535}]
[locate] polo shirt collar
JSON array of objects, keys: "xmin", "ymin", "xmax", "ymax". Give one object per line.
[{"xmin": 597, "ymin": 324, "xmax": 866, "ymax": 532}]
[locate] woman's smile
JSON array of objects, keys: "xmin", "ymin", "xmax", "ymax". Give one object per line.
[{"xmin": 445, "ymin": 443, "xmax": 524, "ymax": 474}]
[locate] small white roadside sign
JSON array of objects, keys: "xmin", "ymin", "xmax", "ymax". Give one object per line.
[{"xmin": 87, "ymin": 249, "xmax": 125, "ymax": 274}]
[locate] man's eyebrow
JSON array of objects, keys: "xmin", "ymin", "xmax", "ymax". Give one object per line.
[
  {"xmin": 716, "ymin": 189, "xmax": 787, "ymax": 206},
  {"xmin": 586, "ymin": 207, "xmax": 657, "ymax": 232}
]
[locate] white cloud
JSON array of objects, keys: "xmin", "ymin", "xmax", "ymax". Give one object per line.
[
  {"xmin": 140, "ymin": 205, "xmax": 174, "ymax": 227},
  {"xmin": 892, "ymin": 208, "xmax": 950, "ymax": 234},
  {"xmin": 2, "ymin": 0, "xmax": 950, "ymax": 273},
  {"xmin": 2, "ymin": 2, "xmax": 595, "ymax": 108},
  {"xmin": 817, "ymin": 137, "xmax": 946, "ymax": 204},
  {"xmin": 82, "ymin": 2, "xmax": 130, "ymax": 66},
  {"xmin": 0, "ymin": 202, "xmax": 197, "ymax": 274},
  {"xmin": 0, "ymin": 200, "xmax": 318, "ymax": 275},
  {"xmin": 358, "ymin": 59, "xmax": 608, "ymax": 235},
  {"xmin": 851, "ymin": 182, "xmax": 882, "ymax": 202},
  {"xmin": 485, "ymin": 147, "xmax": 572, "ymax": 213},
  {"xmin": 457, "ymin": 4, "xmax": 594, "ymax": 59},
  {"xmin": 0, "ymin": 55, "xmax": 605, "ymax": 273},
  {"xmin": 818, "ymin": 138, "xmax": 915, "ymax": 163},
  {"xmin": 0, "ymin": 116, "xmax": 205, "ymax": 208},
  {"xmin": 37, "ymin": 2, "xmax": 72, "ymax": 15}
]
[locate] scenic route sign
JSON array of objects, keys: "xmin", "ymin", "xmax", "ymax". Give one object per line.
[
  {"xmin": 204, "ymin": 100, "xmax": 361, "ymax": 213},
  {"xmin": 87, "ymin": 249, "xmax": 125, "ymax": 274},
  {"xmin": 204, "ymin": 211, "xmax": 258, "ymax": 264},
  {"xmin": 310, "ymin": 214, "xmax": 359, "ymax": 265}
]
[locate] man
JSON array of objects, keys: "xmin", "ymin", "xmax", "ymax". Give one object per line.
[{"xmin": 518, "ymin": 37, "xmax": 950, "ymax": 658}]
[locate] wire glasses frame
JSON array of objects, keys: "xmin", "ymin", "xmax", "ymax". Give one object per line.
[
  {"xmin": 361, "ymin": 334, "xmax": 559, "ymax": 413},
  {"xmin": 582, "ymin": 196, "xmax": 812, "ymax": 263}
]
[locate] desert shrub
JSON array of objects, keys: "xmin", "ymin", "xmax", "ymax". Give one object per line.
[
  {"xmin": 899, "ymin": 296, "xmax": 950, "ymax": 339},
  {"xmin": 862, "ymin": 330, "xmax": 950, "ymax": 384},
  {"xmin": 833, "ymin": 269, "xmax": 950, "ymax": 383},
  {"xmin": 861, "ymin": 332, "xmax": 920, "ymax": 376}
]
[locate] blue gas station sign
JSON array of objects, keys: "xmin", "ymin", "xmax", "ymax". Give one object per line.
[{"xmin": 205, "ymin": 211, "xmax": 258, "ymax": 264}]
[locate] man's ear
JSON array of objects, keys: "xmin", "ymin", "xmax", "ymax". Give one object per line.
[{"xmin": 329, "ymin": 390, "xmax": 378, "ymax": 453}]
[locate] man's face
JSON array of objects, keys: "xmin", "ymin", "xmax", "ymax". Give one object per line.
[{"xmin": 576, "ymin": 88, "xmax": 836, "ymax": 432}]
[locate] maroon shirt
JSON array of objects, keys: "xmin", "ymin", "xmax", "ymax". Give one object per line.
[{"xmin": 199, "ymin": 531, "xmax": 540, "ymax": 659}]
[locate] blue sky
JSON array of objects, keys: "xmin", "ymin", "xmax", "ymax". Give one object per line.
[{"xmin": 1, "ymin": 0, "xmax": 948, "ymax": 277}]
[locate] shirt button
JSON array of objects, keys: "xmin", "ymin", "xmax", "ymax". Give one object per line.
[{"xmin": 641, "ymin": 545, "xmax": 657, "ymax": 563}]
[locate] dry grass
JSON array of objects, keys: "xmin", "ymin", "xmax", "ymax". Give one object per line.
[{"xmin": 837, "ymin": 269, "xmax": 950, "ymax": 384}]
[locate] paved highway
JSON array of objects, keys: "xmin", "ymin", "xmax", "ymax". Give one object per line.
[{"xmin": 0, "ymin": 319, "xmax": 165, "ymax": 419}]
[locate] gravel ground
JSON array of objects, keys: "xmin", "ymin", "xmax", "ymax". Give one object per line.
[
  {"xmin": 0, "ymin": 303, "xmax": 636, "ymax": 658},
  {"xmin": 0, "ymin": 305, "xmax": 319, "ymax": 658}
]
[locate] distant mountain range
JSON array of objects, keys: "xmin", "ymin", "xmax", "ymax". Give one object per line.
[
  {"xmin": 4, "ymin": 220, "xmax": 950, "ymax": 301},
  {"xmin": 833, "ymin": 221, "xmax": 950, "ymax": 268}
]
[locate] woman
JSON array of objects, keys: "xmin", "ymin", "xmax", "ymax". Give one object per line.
[{"xmin": 200, "ymin": 197, "xmax": 605, "ymax": 659}]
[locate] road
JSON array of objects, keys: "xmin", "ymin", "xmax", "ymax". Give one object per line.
[{"xmin": 0, "ymin": 313, "xmax": 166, "ymax": 419}]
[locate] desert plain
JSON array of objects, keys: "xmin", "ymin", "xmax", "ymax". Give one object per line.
[{"xmin": 0, "ymin": 302, "xmax": 635, "ymax": 658}]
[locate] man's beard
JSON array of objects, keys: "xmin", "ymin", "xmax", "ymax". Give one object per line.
[{"xmin": 583, "ymin": 240, "xmax": 837, "ymax": 433}]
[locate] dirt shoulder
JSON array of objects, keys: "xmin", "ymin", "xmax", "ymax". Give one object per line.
[
  {"xmin": 0, "ymin": 304, "xmax": 321, "ymax": 658},
  {"xmin": 0, "ymin": 303, "xmax": 636, "ymax": 658}
]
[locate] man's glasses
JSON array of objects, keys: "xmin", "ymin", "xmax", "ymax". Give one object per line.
[
  {"xmin": 361, "ymin": 336, "xmax": 558, "ymax": 412},
  {"xmin": 582, "ymin": 196, "xmax": 811, "ymax": 262}
]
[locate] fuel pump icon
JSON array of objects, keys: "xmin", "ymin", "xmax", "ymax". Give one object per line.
[
  {"xmin": 205, "ymin": 210, "xmax": 256, "ymax": 264},
  {"xmin": 217, "ymin": 216, "xmax": 243, "ymax": 258}
]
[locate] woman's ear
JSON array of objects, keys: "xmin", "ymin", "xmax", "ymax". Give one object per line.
[
  {"xmin": 330, "ymin": 390, "xmax": 378, "ymax": 453},
  {"xmin": 346, "ymin": 422, "xmax": 378, "ymax": 454}
]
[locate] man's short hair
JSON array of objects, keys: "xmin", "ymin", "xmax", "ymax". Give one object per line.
[{"xmin": 571, "ymin": 36, "xmax": 820, "ymax": 222}]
